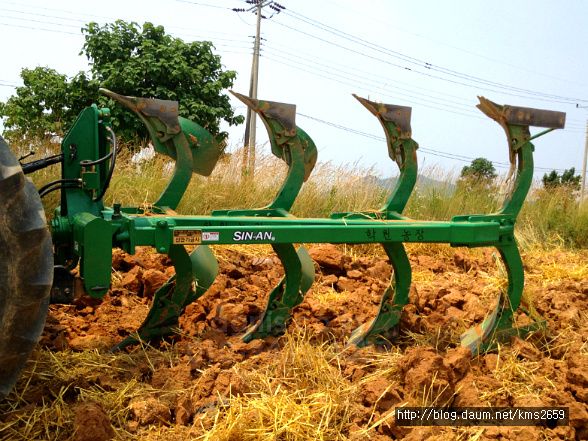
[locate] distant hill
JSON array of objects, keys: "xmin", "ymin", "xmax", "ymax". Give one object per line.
[{"xmin": 364, "ymin": 175, "xmax": 456, "ymax": 194}]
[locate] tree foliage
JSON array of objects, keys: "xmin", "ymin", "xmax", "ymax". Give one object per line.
[
  {"xmin": 0, "ymin": 68, "xmax": 97, "ymax": 141},
  {"xmin": 0, "ymin": 20, "xmax": 243, "ymax": 142},
  {"xmin": 542, "ymin": 168, "xmax": 581, "ymax": 191},
  {"xmin": 459, "ymin": 157, "xmax": 497, "ymax": 186},
  {"xmin": 81, "ymin": 21, "xmax": 243, "ymax": 140}
]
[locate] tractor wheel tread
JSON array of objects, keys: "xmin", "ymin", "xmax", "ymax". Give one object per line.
[{"xmin": 0, "ymin": 135, "xmax": 53, "ymax": 399}]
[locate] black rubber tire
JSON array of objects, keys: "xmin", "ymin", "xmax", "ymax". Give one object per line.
[{"xmin": 0, "ymin": 135, "xmax": 53, "ymax": 399}]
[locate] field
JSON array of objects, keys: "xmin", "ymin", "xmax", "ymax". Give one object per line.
[{"xmin": 1, "ymin": 148, "xmax": 587, "ymax": 440}]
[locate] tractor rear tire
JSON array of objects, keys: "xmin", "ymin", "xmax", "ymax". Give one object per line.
[{"xmin": 0, "ymin": 136, "xmax": 53, "ymax": 399}]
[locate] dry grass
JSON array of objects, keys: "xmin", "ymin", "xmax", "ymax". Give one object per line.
[
  {"xmin": 0, "ymin": 344, "xmax": 186, "ymax": 440},
  {"xmin": 4, "ymin": 141, "xmax": 587, "ymax": 440},
  {"xmin": 198, "ymin": 330, "xmax": 404, "ymax": 441}
]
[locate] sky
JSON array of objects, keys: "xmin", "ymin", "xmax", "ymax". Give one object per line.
[{"xmin": 1, "ymin": 0, "xmax": 587, "ymax": 180}]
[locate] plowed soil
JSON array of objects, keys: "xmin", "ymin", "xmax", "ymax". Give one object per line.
[{"xmin": 3, "ymin": 244, "xmax": 588, "ymax": 440}]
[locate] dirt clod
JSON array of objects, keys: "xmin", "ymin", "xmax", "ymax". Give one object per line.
[
  {"xmin": 142, "ymin": 268, "xmax": 168, "ymax": 297},
  {"xmin": 309, "ymin": 244, "xmax": 347, "ymax": 271},
  {"xmin": 14, "ymin": 245, "xmax": 587, "ymax": 440},
  {"xmin": 129, "ymin": 397, "xmax": 171, "ymax": 425},
  {"xmin": 73, "ymin": 402, "xmax": 115, "ymax": 441}
]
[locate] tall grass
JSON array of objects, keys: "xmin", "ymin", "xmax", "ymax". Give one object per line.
[{"xmin": 16, "ymin": 142, "xmax": 588, "ymax": 248}]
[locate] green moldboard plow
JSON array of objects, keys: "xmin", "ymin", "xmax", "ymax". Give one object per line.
[{"xmin": 0, "ymin": 88, "xmax": 566, "ymax": 398}]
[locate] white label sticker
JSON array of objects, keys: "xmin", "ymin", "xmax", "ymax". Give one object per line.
[{"xmin": 202, "ymin": 231, "xmax": 220, "ymax": 242}]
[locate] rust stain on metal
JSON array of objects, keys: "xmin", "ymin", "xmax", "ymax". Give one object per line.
[{"xmin": 188, "ymin": 133, "xmax": 199, "ymax": 146}]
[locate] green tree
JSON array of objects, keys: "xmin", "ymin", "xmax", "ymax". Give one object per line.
[
  {"xmin": 0, "ymin": 68, "xmax": 97, "ymax": 141},
  {"xmin": 542, "ymin": 168, "xmax": 581, "ymax": 190},
  {"xmin": 459, "ymin": 157, "xmax": 497, "ymax": 185},
  {"xmin": 0, "ymin": 20, "xmax": 243, "ymax": 142},
  {"xmin": 81, "ymin": 20, "xmax": 243, "ymax": 140}
]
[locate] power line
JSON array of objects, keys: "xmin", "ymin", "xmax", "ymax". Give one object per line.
[
  {"xmin": 262, "ymin": 54, "xmax": 491, "ymax": 120},
  {"xmin": 0, "ymin": 14, "xmax": 82, "ymax": 30},
  {"xmin": 173, "ymin": 0, "xmax": 229, "ymax": 9},
  {"xmin": 261, "ymin": 47, "xmax": 482, "ymax": 118},
  {"xmin": 0, "ymin": 5, "xmax": 253, "ymax": 45},
  {"xmin": 12, "ymin": 0, "xmax": 585, "ymax": 126},
  {"xmin": 0, "ymin": 0, "xmax": 250, "ymax": 39},
  {"xmin": 0, "ymin": 6, "xmax": 91, "ymax": 25},
  {"xmin": 281, "ymin": 8, "xmax": 588, "ymax": 105},
  {"xmin": 264, "ymin": 43, "xmax": 472, "ymax": 105},
  {"xmin": 271, "ymin": 19, "xmax": 578, "ymax": 107},
  {"xmin": 259, "ymin": 47, "xmax": 586, "ymax": 134},
  {"xmin": 319, "ymin": 0, "xmax": 586, "ymax": 89},
  {"xmin": 0, "ymin": 19, "xmax": 253, "ymax": 54},
  {"xmin": 260, "ymin": 44, "xmax": 587, "ymax": 132},
  {"xmin": 261, "ymin": 54, "xmax": 583, "ymax": 136},
  {"xmin": 297, "ymin": 112, "xmax": 510, "ymax": 167},
  {"xmin": 0, "ymin": 20, "xmax": 79, "ymax": 35}
]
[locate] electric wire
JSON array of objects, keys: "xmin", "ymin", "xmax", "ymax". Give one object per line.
[
  {"xmin": 0, "ymin": 20, "xmax": 251, "ymax": 53},
  {"xmin": 0, "ymin": 1, "xmax": 584, "ymax": 167},
  {"xmin": 93, "ymin": 125, "xmax": 117, "ymax": 201},
  {"xmin": 3, "ymin": 0, "xmax": 586, "ymax": 113},
  {"xmin": 0, "ymin": 0, "xmax": 240, "ymax": 46},
  {"xmin": 0, "ymin": 4, "xmax": 253, "ymax": 46},
  {"xmin": 260, "ymin": 43, "xmax": 588, "ymax": 130},
  {"xmin": 282, "ymin": 8, "xmax": 588, "ymax": 105},
  {"xmin": 258, "ymin": 51, "xmax": 586, "ymax": 133},
  {"xmin": 261, "ymin": 47, "xmax": 483, "ymax": 118},
  {"xmin": 0, "ymin": 20, "xmax": 79, "ymax": 35},
  {"xmin": 270, "ymin": 18, "xmax": 586, "ymax": 107},
  {"xmin": 264, "ymin": 43, "xmax": 472, "ymax": 105},
  {"xmin": 318, "ymin": 0, "xmax": 587, "ymax": 88},
  {"xmin": 173, "ymin": 0, "xmax": 229, "ymax": 9},
  {"xmin": 261, "ymin": 44, "xmax": 588, "ymax": 130},
  {"xmin": 0, "ymin": 0, "xmax": 252, "ymax": 38},
  {"xmin": 262, "ymin": 54, "xmax": 484, "ymax": 120}
]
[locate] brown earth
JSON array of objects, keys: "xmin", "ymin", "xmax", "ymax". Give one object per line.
[{"xmin": 2, "ymin": 244, "xmax": 587, "ymax": 440}]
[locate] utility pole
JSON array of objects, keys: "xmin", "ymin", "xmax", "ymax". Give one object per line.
[
  {"xmin": 582, "ymin": 119, "xmax": 588, "ymax": 200},
  {"xmin": 577, "ymin": 104, "xmax": 588, "ymax": 201},
  {"xmin": 233, "ymin": 0, "xmax": 285, "ymax": 177}
]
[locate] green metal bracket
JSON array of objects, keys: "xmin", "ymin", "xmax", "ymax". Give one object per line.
[
  {"xmin": 99, "ymin": 88, "xmax": 223, "ymax": 211},
  {"xmin": 460, "ymin": 241, "xmax": 544, "ymax": 355},
  {"xmin": 210, "ymin": 92, "xmax": 317, "ymax": 341},
  {"xmin": 454, "ymin": 97, "xmax": 566, "ymax": 222},
  {"xmin": 456, "ymin": 98, "xmax": 565, "ymax": 353},
  {"xmin": 72, "ymin": 212, "xmax": 112, "ymax": 298},
  {"xmin": 95, "ymin": 90, "xmax": 223, "ymax": 349},
  {"xmin": 212, "ymin": 91, "xmax": 317, "ymax": 216},
  {"xmin": 60, "ymin": 105, "xmax": 110, "ymax": 217},
  {"xmin": 331, "ymin": 95, "xmax": 418, "ymax": 220},
  {"xmin": 330, "ymin": 95, "xmax": 417, "ymax": 346}
]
